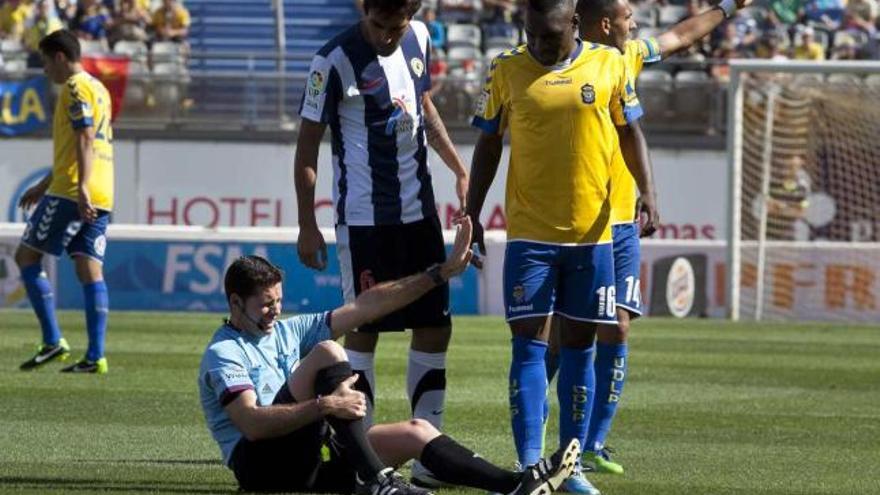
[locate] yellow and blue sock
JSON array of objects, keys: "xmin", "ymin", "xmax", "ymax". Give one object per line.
[
  {"xmin": 21, "ymin": 264, "xmax": 62, "ymax": 346},
  {"xmin": 510, "ymin": 336, "xmax": 548, "ymax": 467},
  {"xmin": 586, "ymin": 342, "xmax": 627, "ymax": 452},
  {"xmin": 558, "ymin": 345, "xmax": 596, "ymax": 453},
  {"xmin": 83, "ymin": 281, "xmax": 109, "ymax": 362}
]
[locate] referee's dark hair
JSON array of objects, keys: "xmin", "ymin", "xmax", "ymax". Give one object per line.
[
  {"xmin": 576, "ymin": 0, "xmax": 618, "ymax": 23},
  {"xmin": 526, "ymin": 0, "xmax": 575, "ymax": 13},
  {"xmin": 224, "ymin": 255, "xmax": 284, "ymax": 303},
  {"xmin": 38, "ymin": 30, "xmax": 81, "ymax": 62},
  {"xmin": 363, "ymin": 0, "xmax": 422, "ymax": 16}
]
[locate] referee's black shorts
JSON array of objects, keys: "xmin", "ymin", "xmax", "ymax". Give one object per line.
[
  {"xmin": 229, "ymin": 386, "xmax": 356, "ymax": 493},
  {"xmin": 336, "ymin": 215, "xmax": 451, "ymax": 333}
]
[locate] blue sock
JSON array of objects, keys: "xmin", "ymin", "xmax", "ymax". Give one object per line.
[
  {"xmin": 83, "ymin": 281, "xmax": 109, "ymax": 362},
  {"xmin": 557, "ymin": 345, "xmax": 595, "ymax": 453},
  {"xmin": 510, "ymin": 336, "xmax": 548, "ymax": 467},
  {"xmin": 586, "ymin": 342, "xmax": 628, "ymax": 452},
  {"xmin": 543, "ymin": 351, "xmax": 559, "ymax": 425},
  {"xmin": 20, "ymin": 264, "xmax": 62, "ymax": 346}
]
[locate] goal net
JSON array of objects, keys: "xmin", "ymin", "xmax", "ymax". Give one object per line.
[{"xmin": 727, "ymin": 60, "xmax": 880, "ymax": 322}]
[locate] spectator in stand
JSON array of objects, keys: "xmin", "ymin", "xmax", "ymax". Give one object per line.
[
  {"xmin": 423, "ymin": 7, "xmax": 445, "ymax": 49},
  {"xmin": 831, "ymin": 34, "xmax": 859, "ymax": 58},
  {"xmin": 767, "ymin": 0, "xmax": 803, "ymax": 26},
  {"xmin": 55, "ymin": 0, "xmax": 77, "ymax": 25},
  {"xmin": 109, "ymin": 0, "xmax": 151, "ymax": 45},
  {"xmin": 151, "ymin": 0, "xmax": 190, "ymax": 43},
  {"xmin": 72, "ymin": 0, "xmax": 112, "ymax": 48},
  {"xmin": 844, "ymin": 0, "xmax": 878, "ymax": 34},
  {"xmin": 758, "ymin": 33, "xmax": 790, "ymax": 60},
  {"xmin": 482, "ymin": 6, "xmax": 518, "ymax": 44},
  {"xmin": 792, "ymin": 25, "xmax": 826, "ymax": 59},
  {"xmin": 0, "ymin": 0, "xmax": 33, "ymax": 42},
  {"xmin": 24, "ymin": 0, "xmax": 63, "ymax": 66},
  {"xmin": 429, "ymin": 46, "xmax": 448, "ymax": 92},
  {"xmin": 802, "ymin": 0, "xmax": 846, "ymax": 29}
]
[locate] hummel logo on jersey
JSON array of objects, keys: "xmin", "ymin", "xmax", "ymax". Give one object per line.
[{"xmin": 262, "ymin": 383, "xmax": 273, "ymax": 395}]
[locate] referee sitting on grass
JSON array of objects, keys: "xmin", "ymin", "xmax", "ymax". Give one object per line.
[{"xmin": 198, "ymin": 218, "xmax": 580, "ymax": 494}]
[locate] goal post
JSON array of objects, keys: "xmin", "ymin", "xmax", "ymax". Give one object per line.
[{"xmin": 727, "ymin": 60, "xmax": 880, "ymax": 322}]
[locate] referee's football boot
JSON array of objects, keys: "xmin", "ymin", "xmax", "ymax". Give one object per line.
[
  {"xmin": 20, "ymin": 338, "xmax": 70, "ymax": 370},
  {"xmin": 583, "ymin": 447, "xmax": 624, "ymax": 475},
  {"xmin": 356, "ymin": 467, "xmax": 434, "ymax": 495},
  {"xmin": 510, "ymin": 439, "xmax": 580, "ymax": 495},
  {"xmin": 60, "ymin": 357, "xmax": 108, "ymax": 374}
]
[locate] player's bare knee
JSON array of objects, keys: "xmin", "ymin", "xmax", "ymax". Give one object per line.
[
  {"xmin": 406, "ymin": 418, "xmax": 439, "ymax": 443},
  {"xmin": 313, "ymin": 340, "xmax": 348, "ymax": 363},
  {"xmin": 616, "ymin": 319, "xmax": 630, "ymax": 341},
  {"xmin": 14, "ymin": 245, "xmax": 40, "ymax": 268},
  {"xmin": 411, "ymin": 326, "xmax": 451, "ymax": 352}
]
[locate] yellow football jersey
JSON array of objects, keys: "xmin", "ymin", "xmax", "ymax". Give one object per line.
[
  {"xmin": 47, "ymin": 71, "xmax": 115, "ymax": 211},
  {"xmin": 609, "ymin": 37, "xmax": 661, "ymax": 224},
  {"xmin": 473, "ymin": 42, "xmax": 643, "ymax": 244}
]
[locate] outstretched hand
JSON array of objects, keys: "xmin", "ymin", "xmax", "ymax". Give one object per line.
[{"xmin": 440, "ymin": 216, "xmax": 473, "ymax": 280}]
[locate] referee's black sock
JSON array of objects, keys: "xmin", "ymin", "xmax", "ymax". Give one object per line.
[
  {"xmin": 420, "ymin": 435, "xmax": 521, "ymax": 493},
  {"xmin": 315, "ymin": 362, "xmax": 386, "ymax": 482}
]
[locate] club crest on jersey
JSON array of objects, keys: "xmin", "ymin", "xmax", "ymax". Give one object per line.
[
  {"xmin": 581, "ymin": 84, "xmax": 595, "ymax": 104},
  {"xmin": 410, "ymin": 57, "xmax": 424, "ymax": 77},
  {"xmin": 307, "ymin": 70, "xmax": 325, "ymax": 97}
]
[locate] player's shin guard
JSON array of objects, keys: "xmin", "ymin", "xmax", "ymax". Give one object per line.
[
  {"xmin": 586, "ymin": 342, "xmax": 627, "ymax": 452},
  {"xmin": 558, "ymin": 346, "xmax": 596, "ymax": 454},
  {"xmin": 420, "ymin": 434, "xmax": 520, "ymax": 493},
  {"xmin": 315, "ymin": 362, "xmax": 385, "ymax": 481},
  {"xmin": 510, "ymin": 336, "xmax": 549, "ymax": 467},
  {"xmin": 346, "ymin": 350, "xmax": 375, "ymax": 426},
  {"xmin": 407, "ymin": 350, "xmax": 446, "ymax": 429},
  {"xmin": 21, "ymin": 264, "xmax": 62, "ymax": 346},
  {"xmin": 83, "ymin": 281, "xmax": 109, "ymax": 362}
]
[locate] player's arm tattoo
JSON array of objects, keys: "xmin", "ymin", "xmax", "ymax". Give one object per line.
[{"xmin": 423, "ymin": 94, "xmax": 468, "ymax": 178}]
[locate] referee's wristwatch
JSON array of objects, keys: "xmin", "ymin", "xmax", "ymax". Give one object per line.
[{"xmin": 425, "ymin": 263, "xmax": 446, "ymax": 286}]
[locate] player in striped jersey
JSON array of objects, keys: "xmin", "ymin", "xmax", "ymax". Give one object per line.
[
  {"xmin": 16, "ymin": 30, "xmax": 114, "ymax": 374},
  {"xmin": 571, "ymin": 0, "xmax": 754, "ymax": 475},
  {"xmin": 294, "ymin": 0, "xmax": 468, "ymax": 486}
]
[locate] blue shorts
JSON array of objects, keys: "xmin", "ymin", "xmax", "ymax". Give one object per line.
[
  {"xmin": 21, "ymin": 195, "xmax": 110, "ymax": 263},
  {"xmin": 503, "ymin": 240, "xmax": 616, "ymax": 324},
  {"xmin": 612, "ymin": 223, "xmax": 642, "ymax": 317}
]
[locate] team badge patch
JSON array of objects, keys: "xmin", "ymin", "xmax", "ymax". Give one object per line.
[
  {"xmin": 581, "ymin": 83, "xmax": 595, "ymax": 104},
  {"xmin": 307, "ymin": 70, "xmax": 326, "ymax": 97},
  {"xmin": 410, "ymin": 57, "xmax": 424, "ymax": 77},
  {"xmin": 512, "ymin": 284, "xmax": 525, "ymax": 304}
]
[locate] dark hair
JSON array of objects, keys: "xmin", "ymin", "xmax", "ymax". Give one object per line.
[
  {"xmin": 363, "ymin": 0, "xmax": 422, "ymax": 16},
  {"xmin": 38, "ymin": 30, "xmax": 81, "ymax": 62},
  {"xmin": 575, "ymin": 0, "xmax": 618, "ymax": 23},
  {"xmin": 224, "ymin": 255, "xmax": 283, "ymax": 303},
  {"xmin": 527, "ymin": 0, "xmax": 575, "ymax": 14}
]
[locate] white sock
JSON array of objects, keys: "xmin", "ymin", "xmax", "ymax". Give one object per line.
[
  {"xmin": 346, "ymin": 349, "xmax": 376, "ymax": 427},
  {"xmin": 407, "ymin": 350, "xmax": 447, "ymax": 431}
]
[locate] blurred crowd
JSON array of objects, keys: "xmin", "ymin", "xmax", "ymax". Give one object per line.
[
  {"xmin": 0, "ymin": 0, "xmax": 190, "ymax": 66},
  {"xmin": 418, "ymin": 0, "xmax": 880, "ymax": 86}
]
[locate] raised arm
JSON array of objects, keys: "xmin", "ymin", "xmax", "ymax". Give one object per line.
[
  {"xmin": 616, "ymin": 121, "xmax": 658, "ymax": 236},
  {"xmin": 328, "ymin": 217, "xmax": 473, "ymax": 338},
  {"xmin": 294, "ymin": 120, "xmax": 329, "ymax": 271},
  {"xmin": 423, "ymin": 93, "xmax": 469, "ymax": 213},
  {"xmin": 655, "ymin": 0, "xmax": 752, "ymax": 58}
]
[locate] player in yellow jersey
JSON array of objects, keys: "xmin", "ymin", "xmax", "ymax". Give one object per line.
[
  {"xmin": 15, "ymin": 30, "xmax": 114, "ymax": 374},
  {"xmin": 466, "ymin": 1, "xmax": 658, "ymax": 494},
  {"xmin": 573, "ymin": 0, "xmax": 754, "ymax": 476}
]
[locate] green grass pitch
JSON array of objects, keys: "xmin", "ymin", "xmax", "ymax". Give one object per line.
[{"xmin": 1, "ymin": 310, "xmax": 879, "ymax": 494}]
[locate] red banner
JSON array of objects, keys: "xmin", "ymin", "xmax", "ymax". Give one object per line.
[{"xmin": 81, "ymin": 55, "xmax": 130, "ymax": 121}]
